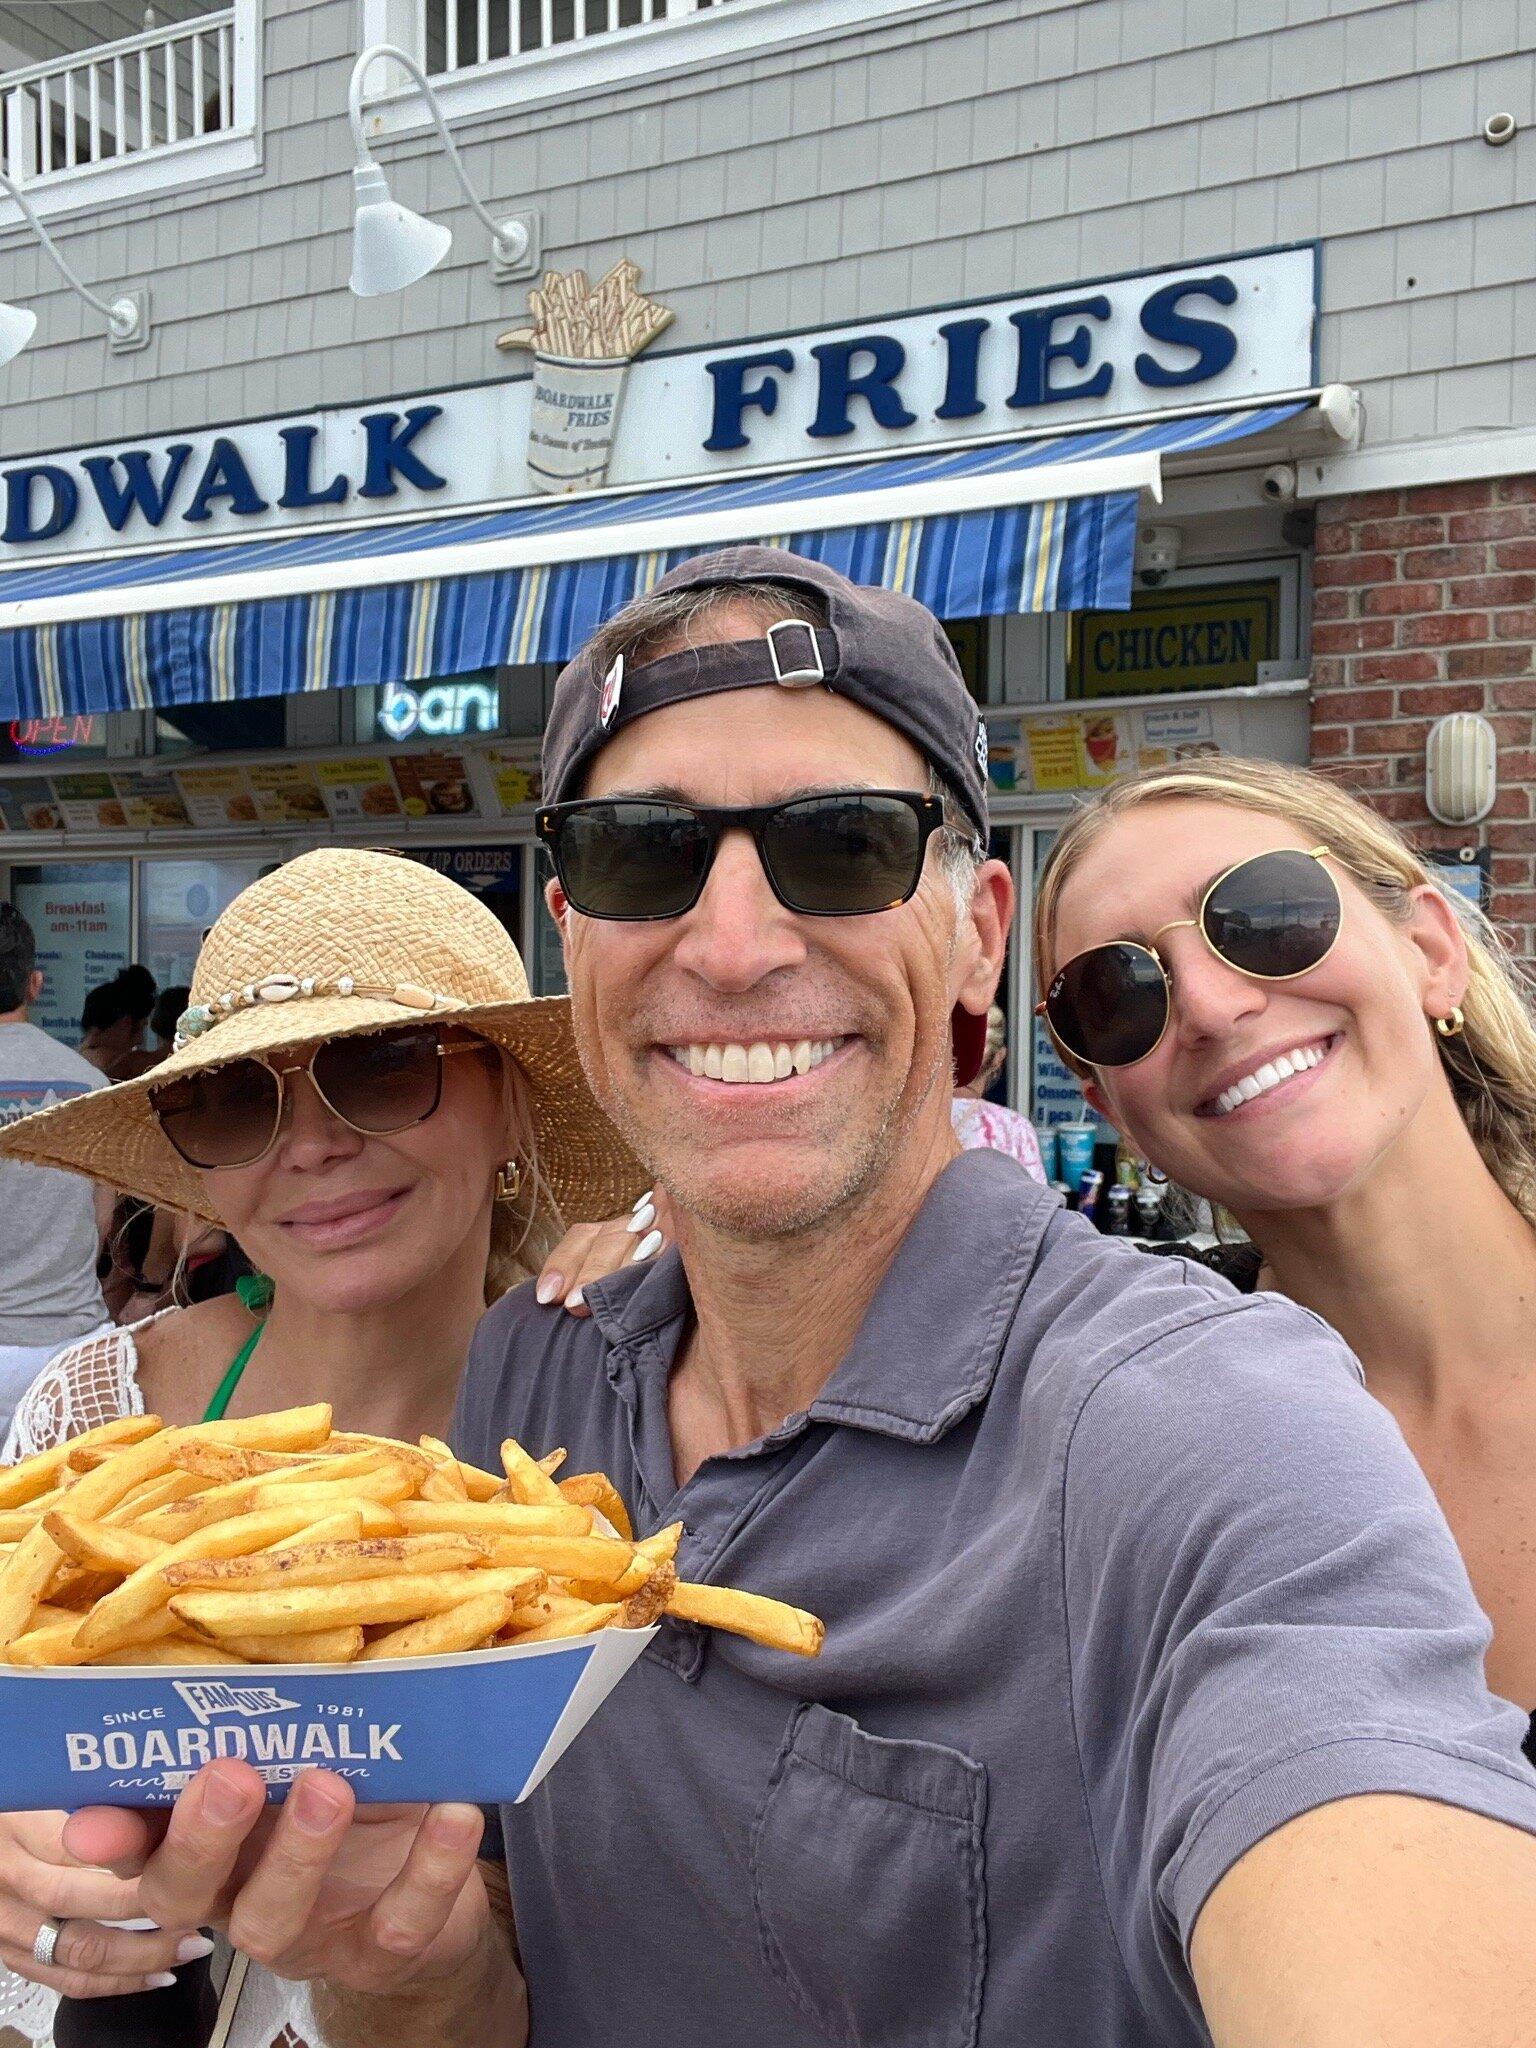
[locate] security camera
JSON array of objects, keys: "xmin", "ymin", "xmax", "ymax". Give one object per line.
[
  {"xmin": 1261, "ymin": 464, "xmax": 1298, "ymax": 502},
  {"xmin": 1135, "ymin": 524, "xmax": 1181, "ymax": 586}
]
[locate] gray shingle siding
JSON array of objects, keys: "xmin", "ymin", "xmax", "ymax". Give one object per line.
[{"xmin": 0, "ymin": 0, "xmax": 1526, "ymax": 462}]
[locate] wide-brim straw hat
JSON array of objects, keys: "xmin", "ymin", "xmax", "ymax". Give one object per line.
[{"xmin": 0, "ymin": 847, "xmax": 645, "ymax": 1225}]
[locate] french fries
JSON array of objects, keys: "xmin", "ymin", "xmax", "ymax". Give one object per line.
[
  {"xmin": 496, "ymin": 261, "xmax": 674, "ymax": 362},
  {"xmin": 0, "ymin": 1413, "xmax": 824, "ymax": 1666}
]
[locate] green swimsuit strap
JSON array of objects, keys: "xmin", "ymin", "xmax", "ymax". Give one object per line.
[{"xmin": 201, "ymin": 1274, "xmax": 274, "ymax": 1424}]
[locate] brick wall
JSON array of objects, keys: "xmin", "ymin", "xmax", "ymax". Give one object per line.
[{"xmin": 1310, "ymin": 476, "xmax": 1536, "ymax": 958}]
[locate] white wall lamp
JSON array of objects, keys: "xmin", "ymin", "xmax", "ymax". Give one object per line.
[
  {"xmin": 347, "ymin": 43, "xmax": 533, "ymax": 297},
  {"xmin": 1426, "ymin": 712, "xmax": 1498, "ymax": 826},
  {"xmin": 0, "ymin": 169, "xmax": 148, "ymax": 365}
]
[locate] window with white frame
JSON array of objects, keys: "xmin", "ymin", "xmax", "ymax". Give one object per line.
[{"xmin": 0, "ymin": 0, "xmax": 259, "ymax": 218}]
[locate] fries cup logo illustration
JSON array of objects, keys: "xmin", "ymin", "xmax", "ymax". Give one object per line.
[
  {"xmin": 173, "ymin": 1680, "xmax": 301, "ymax": 1724},
  {"xmin": 497, "ymin": 261, "xmax": 674, "ymax": 494}
]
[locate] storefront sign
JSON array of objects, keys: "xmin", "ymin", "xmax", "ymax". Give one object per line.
[
  {"xmin": 0, "ymin": 408, "xmax": 447, "ymax": 556},
  {"xmin": 1068, "ymin": 581, "xmax": 1280, "ymax": 698},
  {"xmin": 497, "ymin": 262, "xmax": 674, "ymax": 494},
  {"xmin": 11, "ymin": 861, "xmax": 131, "ymax": 1044},
  {"xmin": 51, "ymin": 773, "xmax": 127, "ymax": 832},
  {"xmin": 0, "ymin": 779, "xmax": 60, "ymax": 831},
  {"xmin": 174, "ymin": 766, "xmax": 258, "ymax": 829},
  {"xmin": 316, "ymin": 758, "xmax": 404, "ymax": 824},
  {"xmin": 113, "ymin": 773, "xmax": 191, "ymax": 832},
  {"xmin": 0, "ymin": 247, "xmax": 1315, "ymax": 561},
  {"xmin": 390, "ymin": 753, "xmax": 476, "ymax": 819},
  {"xmin": 377, "ymin": 680, "xmax": 499, "ymax": 744},
  {"xmin": 987, "ymin": 702, "xmax": 1227, "ymax": 796},
  {"xmin": 7, "ymin": 716, "xmax": 103, "ymax": 758}
]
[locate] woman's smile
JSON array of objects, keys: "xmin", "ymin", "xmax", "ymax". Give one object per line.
[{"xmin": 274, "ymin": 1183, "xmax": 415, "ymax": 1251}]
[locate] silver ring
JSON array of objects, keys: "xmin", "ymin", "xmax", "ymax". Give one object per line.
[{"xmin": 31, "ymin": 1917, "xmax": 62, "ymax": 1969}]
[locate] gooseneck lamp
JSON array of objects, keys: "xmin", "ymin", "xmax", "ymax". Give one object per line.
[
  {"xmin": 0, "ymin": 167, "xmax": 145, "ymax": 364},
  {"xmin": 346, "ymin": 43, "xmax": 529, "ymax": 297}
]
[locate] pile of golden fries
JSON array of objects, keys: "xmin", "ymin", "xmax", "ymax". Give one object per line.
[
  {"xmin": 0, "ymin": 1409, "xmax": 824, "ymax": 1669},
  {"xmin": 497, "ymin": 261, "xmax": 674, "ymax": 362}
]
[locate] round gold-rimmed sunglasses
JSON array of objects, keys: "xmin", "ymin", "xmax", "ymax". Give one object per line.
[
  {"xmin": 1036, "ymin": 846, "xmax": 1341, "ymax": 1070},
  {"xmin": 149, "ymin": 1024, "xmax": 488, "ymax": 1170}
]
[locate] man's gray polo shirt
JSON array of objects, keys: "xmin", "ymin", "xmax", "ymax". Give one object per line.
[{"xmin": 454, "ymin": 1150, "xmax": 1536, "ymax": 2047}]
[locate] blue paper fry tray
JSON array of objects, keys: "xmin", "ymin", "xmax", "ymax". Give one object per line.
[{"xmin": 0, "ymin": 1627, "xmax": 654, "ymax": 1808}]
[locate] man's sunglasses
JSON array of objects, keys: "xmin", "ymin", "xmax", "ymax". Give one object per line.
[
  {"xmin": 149, "ymin": 1024, "xmax": 484, "ymax": 1170},
  {"xmin": 1037, "ymin": 846, "xmax": 1341, "ymax": 1069},
  {"xmin": 535, "ymin": 790, "xmax": 982, "ymax": 921}
]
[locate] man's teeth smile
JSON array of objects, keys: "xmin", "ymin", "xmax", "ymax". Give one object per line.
[
  {"xmin": 1208, "ymin": 1039, "xmax": 1332, "ymax": 1117},
  {"xmin": 665, "ymin": 1038, "xmax": 847, "ymax": 1084}
]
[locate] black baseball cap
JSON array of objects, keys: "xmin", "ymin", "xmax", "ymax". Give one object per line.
[{"xmin": 541, "ymin": 546, "xmax": 991, "ymax": 838}]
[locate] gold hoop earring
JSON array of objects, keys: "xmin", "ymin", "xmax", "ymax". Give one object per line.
[
  {"xmin": 495, "ymin": 1160, "xmax": 523, "ymax": 1203},
  {"xmin": 1435, "ymin": 1007, "xmax": 1465, "ymax": 1040}
]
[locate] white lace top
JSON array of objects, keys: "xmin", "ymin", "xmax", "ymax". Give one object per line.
[{"xmin": 0, "ymin": 1322, "xmax": 327, "ymax": 2048}]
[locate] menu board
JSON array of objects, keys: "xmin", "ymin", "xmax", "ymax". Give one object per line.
[
  {"xmin": 246, "ymin": 761, "xmax": 328, "ymax": 825},
  {"xmin": 390, "ymin": 752, "xmax": 477, "ymax": 820},
  {"xmin": 11, "ymin": 860, "xmax": 131, "ymax": 1045},
  {"xmin": 481, "ymin": 746, "xmax": 541, "ymax": 813},
  {"xmin": 174, "ymin": 766, "xmax": 258, "ymax": 828},
  {"xmin": 0, "ymin": 779, "xmax": 62, "ymax": 832},
  {"xmin": 986, "ymin": 702, "xmax": 1228, "ymax": 797},
  {"xmin": 316, "ymin": 756, "xmax": 404, "ymax": 823},
  {"xmin": 113, "ymin": 772, "xmax": 192, "ymax": 832},
  {"xmin": 49, "ymin": 773, "xmax": 129, "ymax": 832}
]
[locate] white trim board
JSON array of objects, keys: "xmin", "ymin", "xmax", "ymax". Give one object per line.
[
  {"xmin": 1297, "ymin": 426, "xmax": 1536, "ymax": 503},
  {"xmin": 0, "ymin": 448, "xmax": 1164, "ymax": 629}
]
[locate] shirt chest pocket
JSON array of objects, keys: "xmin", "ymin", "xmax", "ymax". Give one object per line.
[{"xmin": 750, "ymin": 1701, "xmax": 988, "ymax": 2048}]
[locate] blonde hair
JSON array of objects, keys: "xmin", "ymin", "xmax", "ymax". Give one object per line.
[{"xmin": 1034, "ymin": 756, "xmax": 1536, "ymax": 1226}]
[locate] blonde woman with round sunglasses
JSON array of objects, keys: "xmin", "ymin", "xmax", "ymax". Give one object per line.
[
  {"xmin": 1033, "ymin": 756, "xmax": 1536, "ymax": 1766},
  {"xmin": 0, "ymin": 847, "xmax": 639, "ymax": 2048}
]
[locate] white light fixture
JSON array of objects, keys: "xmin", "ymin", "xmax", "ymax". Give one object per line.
[
  {"xmin": 0, "ymin": 169, "xmax": 148, "ymax": 360},
  {"xmin": 346, "ymin": 43, "xmax": 530, "ymax": 297},
  {"xmin": 1426, "ymin": 712, "xmax": 1497, "ymax": 825}
]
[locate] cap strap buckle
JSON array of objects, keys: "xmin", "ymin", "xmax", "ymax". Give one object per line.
[{"xmin": 764, "ymin": 619, "xmax": 825, "ymax": 689}]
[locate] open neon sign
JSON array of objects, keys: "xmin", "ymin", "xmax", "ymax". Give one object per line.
[{"xmin": 8, "ymin": 715, "xmax": 101, "ymax": 757}]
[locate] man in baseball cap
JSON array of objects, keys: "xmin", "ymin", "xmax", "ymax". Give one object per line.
[{"xmin": 87, "ymin": 549, "xmax": 1536, "ymax": 2043}]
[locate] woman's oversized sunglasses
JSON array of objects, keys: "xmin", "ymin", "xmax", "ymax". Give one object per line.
[
  {"xmin": 149, "ymin": 1024, "xmax": 485, "ymax": 1170},
  {"xmin": 1037, "ymin": 846, "xmax": 1342, "ymax": 1070},
  {"xmin": 535, "ymin": 789, "xmax": 982, "ymax": 921}
]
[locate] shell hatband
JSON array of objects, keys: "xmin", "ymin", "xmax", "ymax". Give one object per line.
[{"xmin": 174, "ymin": 975, "xmax": 446, "ymax": 1051}]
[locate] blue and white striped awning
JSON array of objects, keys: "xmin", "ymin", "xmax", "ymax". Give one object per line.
[{"xmin": 0, "ymin": 401, "xmax": 1303, "ymax": 717}]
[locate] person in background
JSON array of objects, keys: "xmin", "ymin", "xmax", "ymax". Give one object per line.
[
  {"xmin": 0, "ymin": 848, "xmax": 638, "ymax": 2048},
  {"xmin": 0, "ymin": 906, "xmax": 112, "ymax": 1434},
  {"xmin": 1033, "ymin": 754, "xmax": 1536, "ymax": 1768},
  {"xmin": 77, "ymin": 969, "xmax": 157, "ymax": 1083},
  {"xmin": 97, "ymin": 989, "xmax": 224, "ymax": 1326},
  {"xmin": 147, "ymin": 987, "xmax": 189, "ymax": 1056},
  {"xmin": 950, "ymin": 1002, "xmax": 1045, "ymax": 1178}
]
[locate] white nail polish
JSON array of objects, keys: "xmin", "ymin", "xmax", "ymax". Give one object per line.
[
  {"xmin": 632, "ymin": 1229, "xmax": 664, "ymax": 1262},
  {"xmin": 626, "ymin": 1202, "xmax": 656, "ymax": 1235},
  {"xmin": 535, "ymin": 1274, "xmax": 561, "ymax": 1305},
  {"xmin": 175, "ymin": 1935, "xmax": 215, "ymax": 1964},
  {"xmin": 144, "ymin": 1973, "xmax": 178, "ymax": 1991},
  {"xmin": 631, "ymin": 1187, "xmax": 654, "ymax": 1212},
  {"xmin": 565, "ymin": 1287, "xmax": 584, "ymax": 1310}
]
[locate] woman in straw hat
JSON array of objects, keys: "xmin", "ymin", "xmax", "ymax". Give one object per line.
[{"xmin": 0, "ymin": 846, "xmax": 639, "ymax": 2048}]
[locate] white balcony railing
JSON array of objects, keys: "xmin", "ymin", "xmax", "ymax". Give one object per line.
[
  {"xmin": 0, "ymin": 11, "xmax": 237, "ymax": 188},
  {"xmin": 360, "ymin": 0, "xmax": 904, "ymax": 128},
  {"xmin": 418, "ymin": 0, "xmax": 730, "ymax": 75}
]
